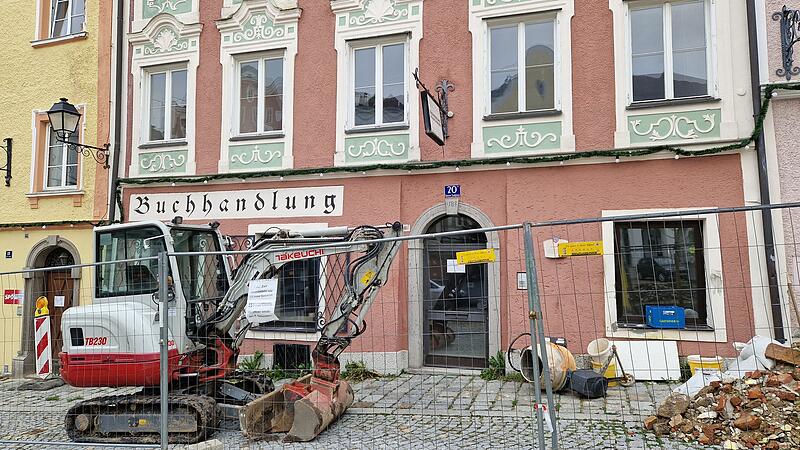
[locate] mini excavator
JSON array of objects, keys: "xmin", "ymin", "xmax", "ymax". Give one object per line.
[{"xmin": 59, "ymin": 219, "xmax": 402, "ymax": 443}]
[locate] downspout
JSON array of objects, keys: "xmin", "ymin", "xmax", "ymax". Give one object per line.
[
  {"xmin": 108, "ymin": 0, "xmax": 125, "ymax": 222},
  {"xmin": 746, "ymin": 0, "xmax": 785, "ymax": 341}
]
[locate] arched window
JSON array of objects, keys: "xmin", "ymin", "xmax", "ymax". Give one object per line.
[{"xmin": 45, "ymin": 248, "xmax": 75, "ymax": 268}]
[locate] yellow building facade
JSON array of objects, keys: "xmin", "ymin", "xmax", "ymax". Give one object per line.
[{"xmin": 0, "ymin": 0, "xmax": 110, "ymax": 376}]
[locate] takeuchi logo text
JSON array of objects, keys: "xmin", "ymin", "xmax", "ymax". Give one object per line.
[
  {"xmin": 128, "ymin": 186, "xmax": 345, "ymax": 220},
  {"xmin": 275, "ymin": 249, "xmax": 325, "ymax": 262}
]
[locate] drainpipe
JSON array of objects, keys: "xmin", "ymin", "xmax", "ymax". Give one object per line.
[
  {"xmin": 746, "ymin": 0, "xmax": 785, "ymax": 341},
  {"xmin": 108, "ymin": 0, "xmax": 126, "ymax": 222}
]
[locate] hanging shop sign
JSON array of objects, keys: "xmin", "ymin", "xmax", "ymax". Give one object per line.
[
  {"xmin": 129, "ymin": 186, "xmax": 344, "ymax": 221},
  {"xmin": 456, "ymin": 248, "xmax": 496, "ymax": 265},
  {"xmin": 557, "ymin": 241, "xmax": 603, "ymax": 257},
  {"xmin": 422, "ymin": 90, "xmax": 446, "ymax": 146}
]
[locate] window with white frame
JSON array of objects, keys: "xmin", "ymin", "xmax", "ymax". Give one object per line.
[
  {"xmin": 255, "ymin": 259, "xmax": 322, "ymax": 332},
  {"xmin": 614, "ymin": 220, "xmax": 707, "ymax": 328},
  {"xmin": 236, "ymin": 54, "xmax": 284, "ymax": 135},
  {"xmin": 49, "ymin": 0, "xmax": 85, "ymax": 38},
  {"xmin": 629, "ymin": 0, "xmax": 709, "ymax": 102},
  {"xmin": 488, "ymin": 15, "xmax": 556, "ymax": 114},
  {"xmin": 45, "ymin": 126, "xmax": 78, "ymax": 189},
  {"xmin": 350, "ymin": 38, "xmax": 407, "ymax": 128},
  {"xmin": 145, "ymin": 67, "xmax": 187, "ymax": 142}
]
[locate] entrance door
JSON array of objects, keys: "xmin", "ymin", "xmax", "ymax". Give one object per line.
[
  {"xmin": 422, "ymin": 216, "xmax": 489, "ymax": 369},
  {"xmin": 43, "ymin": 249, "xmax": 75, "ymax": 374}
]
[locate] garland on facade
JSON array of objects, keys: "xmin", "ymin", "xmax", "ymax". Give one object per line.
[
  {"xmin": 3, "ymin": 83, "xmax": 799, "ymax": 229},
  {"xmin": 0, "ymin": 220, "xmax": 102, "ymax": 230}
]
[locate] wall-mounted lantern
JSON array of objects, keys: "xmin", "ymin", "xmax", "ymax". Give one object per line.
[
  {"xmin": 774, "ymin": 6, "xmax": 800, "ymax": 80},
  {"xmin": 1, "ymin": 138, "xmax": 10, "ymax": 187},
  {"xmin": 47, "ymin": 98, "xmax": 110, "ymax": 168}
]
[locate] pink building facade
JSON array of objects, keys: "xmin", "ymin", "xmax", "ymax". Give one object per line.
[{"xmin": 115, "ymin": 0, "xmax": 780, "ymax": 372}]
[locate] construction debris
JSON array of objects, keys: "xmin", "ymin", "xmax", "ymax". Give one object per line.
[
  {"xmin": 765, "ymin": 344, "xmax": 800, "ymax": 367},
  {"xmin": 645, "ymin": 369, "xmax": 800, "ymax": 448}
]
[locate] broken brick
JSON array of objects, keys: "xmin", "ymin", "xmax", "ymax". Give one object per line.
[{"xmin": 733, "ymin": 414, "xmax": 762, "ymax": 431}]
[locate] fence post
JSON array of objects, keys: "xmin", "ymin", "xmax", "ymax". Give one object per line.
[
  {"xmin": 523, "ymin": 222, "xmax": 559, "ymax": 449},
  {"xmin": 158, "ymin": 251, "xmax": 169, "ymax": 450}
]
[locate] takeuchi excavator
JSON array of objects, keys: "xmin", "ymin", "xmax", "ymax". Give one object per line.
[{"xmin": 59, "ymin": 219, "xmax": 402, "ymax": 444}]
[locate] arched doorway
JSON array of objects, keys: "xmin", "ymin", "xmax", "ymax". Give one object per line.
[
  {"xmin": 422, "ymin": 215, "xmax": 489, "ymax": 369},
  {"xmin": 13, "ymin": 237, "xmax": 81, "ymax": 377}
]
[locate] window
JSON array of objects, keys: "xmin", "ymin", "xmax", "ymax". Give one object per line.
[
  {"xmin": 49, "ymin": 0, "xmax": 85, "ymax": 38},
  {"xmin": 96, "ymin": 227, "xmax": 166, "ymax": 297},
  {"xmin": 45, "ymin": 126, "xmax": 78, "ymax": 189},
  {"xmin": 614, "ymin": 220, "xmax": 707, "ymax": 328},
  {"xmin": 171, "ymin": 228, "xmax": 229, "ymax": 303},
  {"xmin": 350, "ymin": 40, "xmax": 407, "ymax": 128},
  {"xmin": 629, "ymin": 0, "xmax": 709, "ymax": 102},
  {"xmin": 236, "ymin": 55, "xmax": 284, "ymax": 134},
  {"xmin": 258, "ymin": 259, "xmax": 322, "ymax": 332},
  {"xmin": 488, "ymin": 16, "xmax": 556, "ymax": 114},
  {"xmin": 146, "ymin": 67, "xmax": 187, "ymax": 142}
]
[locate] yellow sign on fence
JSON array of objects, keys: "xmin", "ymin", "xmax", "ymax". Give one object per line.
[
  {"xmin": 456, "ymin": 248, "xmax": 497, "ymax": 265},
  {"xmin": 558, "ymin": 241, "xmax": 603, "ymax": 257}
]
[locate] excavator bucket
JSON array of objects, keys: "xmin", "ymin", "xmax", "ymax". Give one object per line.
[{"xmin": 239, "ymin": 374, "xmax": 355, "ymax": 442}]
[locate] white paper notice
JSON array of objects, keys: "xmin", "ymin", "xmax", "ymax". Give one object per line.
[
  {"xmin": 54, "ymin": 296, "xmax": 65, "ymax": 307},
  {"xmin": 446, "ymin": 259, "xmax": 466, "ymax": 274},
  {"xmin": 245, "ymin": 279, "xmax": 279, "ymax": 325}
]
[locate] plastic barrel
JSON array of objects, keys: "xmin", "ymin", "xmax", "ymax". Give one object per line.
[
  {"xmin": 520, "ymin": 342, "xmax": 577, "ymax": 391},
  {"xmin": 687, "ymin": 355, "xmax": 723, "ymax": 374}
]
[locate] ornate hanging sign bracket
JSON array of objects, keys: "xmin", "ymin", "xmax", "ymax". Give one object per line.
[
  {"xmin": 413, "ymin": 68, "xmax": 454, "ymax": 146},
  {"xmin": 774, "ymin": 6, "xmax": 800, "ymax": 80},
  {"xmin": 1, "ymin": 138, "xmax": 11, "ymax": 187}
]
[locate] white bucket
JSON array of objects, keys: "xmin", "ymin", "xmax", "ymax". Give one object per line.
[{"xmin": 587, "ymin": 338, "xmax": 612, "ymax": 365}]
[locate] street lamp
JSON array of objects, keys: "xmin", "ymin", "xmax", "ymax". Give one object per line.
[{"xmin": 47, "ymin": 98, "xmax": 110, "ymax": 168}]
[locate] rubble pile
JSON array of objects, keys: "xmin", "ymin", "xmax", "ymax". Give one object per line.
[{"xmin": 645, "ymin": 369, "xmax": 800, "ymax": 449}]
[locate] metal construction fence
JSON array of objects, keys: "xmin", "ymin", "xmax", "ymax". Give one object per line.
[{"xmin": 0, "ymin": 203, "xmax": 799, "ymax": 449}]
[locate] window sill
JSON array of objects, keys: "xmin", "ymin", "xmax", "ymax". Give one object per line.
[
  {"xmin": 626, "ymin": 96, "xmax": 720, "ymax": 110},
  {"xmin": 229, "ymin": 132, "xmax": 285, "ymax": 142},
  {"xmin": 345, "ymin": 124, "xmax": 409, "ymax": 135},
  {"xmin": 139, "ymin": 140, "xmax": 188, "ymax": 150},
  {"xmin": 616, "ymin": 323, "xmax": 714, "ymax": 332},
  {"xmin": 31, "ymin": 32, "xmax": 88, "ymax": 48},
  {"xmin": 246, "ymin": 329, "xmax": 320, "ymax": 342},
  {"xmin": 26, "ymin": 189, "xmax": 84, "ymax": 198},
  {"xmin": 483, "ymin": 109, "xmax": 562, "ymax": 121}
]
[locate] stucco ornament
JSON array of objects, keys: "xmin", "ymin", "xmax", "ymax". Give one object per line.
[
  {"xmin": 232, "ymin": 14, "xmax": 286, "ymax": 43},
  {"xmin": 347, "ymin": 138, "xmax": 407, "ymax": 158},
  {"xmin": 140, "ymin": 153, "xmax": 186, "ymax": 172},
  {"xmin": 230, "ymin": 146, "xmax": 282, "ymax": 165},
  {"xmin": 146, "ymin": 0, "xmax": 188, "ymax": 14},
  {"xmin": 486, "ymin": 126, "xmax": 558, "ymax": 150},
  {"xmin": 351, "ymin": 0, "xmax": 409, "ymax": 25},
  {"xmin": 144, "ymin": 27, "xmax": 189, "ymax": 54},
  {"xmin": 271, "ymin": 0, "xmax": 297, "ymax": 10},
  {"xmin": 630, "ymin": 113, "xmax": 716, "ymax": 141}
]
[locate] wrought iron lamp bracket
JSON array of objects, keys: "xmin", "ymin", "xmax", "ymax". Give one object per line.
[
  {"xmin": 413, "ymin": 68, "xmax": 455, "ymax": 139},
  {"xmin": 1, "ymin": 138, "xmax": 11, "ymax": 187},
  {"xmin": 774, "ymin": 6, "xmax": 800, "ymax": 80},
  {"xmin": 55, "ymin": 133, "xmax": 110, "ymax": 169}
]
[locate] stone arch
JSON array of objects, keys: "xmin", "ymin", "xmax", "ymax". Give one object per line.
[
  {"xmin": 13, "ymin": 236, "xmax": 82, "ymax": 377},
  {"xmin": 407, "ymin": 202, "xmax": 501, "ymax": 369}
]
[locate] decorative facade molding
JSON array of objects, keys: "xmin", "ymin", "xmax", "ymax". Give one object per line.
[
  {"xmin": 134, "ymin": 0, "xmax": 198, "ymax": 32},
  {"xmin": 139, "ymin": 151, "xmax": 188, "ymax": 174},
  {"xmin": 483, "ymin": 122, "xmax": 561, "ymax": 154},
  {"xmin": 229, "ymin": 144, "xmax": 284, "ymax": 170},
  {"xmin": 332, "ymin": 0, "xmax": 420, "ymax": 30},
  {"xmin": 344, "ymin": 134, "xmax": 410, "ymax": 163},
  {"xmin": 130, "ymin": 14, "xmax": 202, "ymax": 59},
  {"xmin": 627, "ymin": 109, "xmax": 721, "ymax": 144}
]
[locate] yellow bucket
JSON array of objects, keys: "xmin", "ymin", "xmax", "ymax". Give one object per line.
[
  {"xmin": 591, "ymin": 360, "xmax": 618, "ymax": 387},
  {"xmin": 687, "ymin": 355, "xmax": 723, "ymax": 374}
]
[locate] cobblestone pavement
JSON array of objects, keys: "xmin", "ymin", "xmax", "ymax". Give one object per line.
[{"xmin": 0, "ymin": 374, "xmax": 708, "ymax": 449}]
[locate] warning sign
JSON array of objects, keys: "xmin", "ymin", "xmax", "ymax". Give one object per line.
[
  {"xmin": 557, "ymin": 241, "xmax": 603, "ymax": 257},
  {"xmin": 456, "ymin": 248, "xmax": 496, "ymax": 265},
  {"xmin": 3, "ymin": 289, "xmax": 22, "ymax": 305}
]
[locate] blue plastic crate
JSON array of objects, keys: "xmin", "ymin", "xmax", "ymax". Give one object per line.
[{"xmin": 645, "ymin": 306, "xmax": 685, "ymax": 329}]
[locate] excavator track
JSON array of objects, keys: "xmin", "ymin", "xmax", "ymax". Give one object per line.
[{"xmin": 64, "ymin": 393, "xmax": 220, "ymax": 444}]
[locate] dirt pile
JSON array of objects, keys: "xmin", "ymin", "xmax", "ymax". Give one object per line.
[{"xmin": 645, "ymin": 369, "xmax": 800, "ymax": 449}]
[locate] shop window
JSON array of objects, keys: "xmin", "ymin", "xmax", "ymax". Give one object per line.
[
  {"xmin": 235, "ymin": 54, "xmax": 284, "ymax": 135},
  {"xmin": 349, "ymin": 38, "xmax": 407, "ymax": 129},
  {"xmin": 258, "ymin": 259, "xmax": 322, "ymax": 332},
  {"xmin": 613, "ymin": 220, "xmax": 707, "ymax": 328},
  {"xmin": 629, "ymin": 0, "xmax": 709, "ymax": 102},
  {"xmin": 144, "ymin": 66, "xmax": 187, "ymax": 143},
  {"xmin": 487, "ymin": 15, "xmax": 556, "ymax": 114}
]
